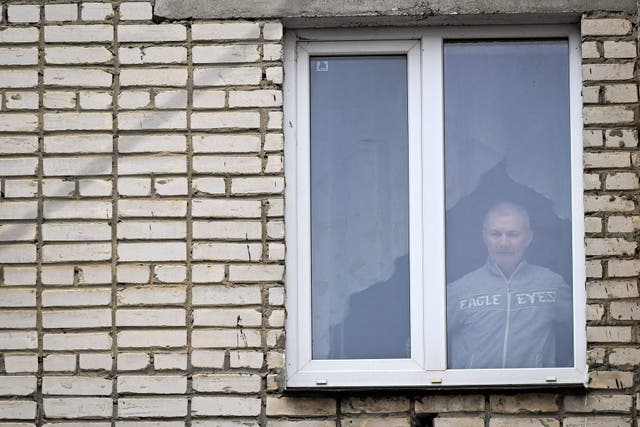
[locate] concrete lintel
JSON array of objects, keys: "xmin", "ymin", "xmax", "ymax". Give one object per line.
[{"xmin": 155, "ymin": 0, "xmax": 637, "ymax": 21}]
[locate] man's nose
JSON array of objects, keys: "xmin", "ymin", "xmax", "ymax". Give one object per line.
[{"xmin": 498, "ymin": 235, "xmax": 509, "ymax": 246}]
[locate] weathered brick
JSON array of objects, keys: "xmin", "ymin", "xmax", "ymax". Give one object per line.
[
  {"xmin": 342, "ymin": 396, "xmax": 411, "ymax": 414},
  {"xmin": 194, "ymin": 67, "xmax": 262, "ymax": 86},
  {"xmin": 608, "ymin": 260, "xmax": 640, "ymax": 277},
  {"xmin": 119, "ymin": 46, "xmax": 187, "ymax": 64},
  {"xmin": 588, "ymin": 371, "xmax": 634, "ymax": 389},
  {"xmin": 192, "ymin": 396, "xmax": 261, "ymax": 416},
  {"xmin": 192, "ymin": 22, "xmax": 261, "ymax": 40},
  {"xmin": 117, "ymin": 375, "xmax": 187, "ymax": 394},
  {"xmin": 118, "ymin": 398, "xmax": 188, "ymax": 418},
  {"xmin": 564, "ymin": 416, "xmax": 632, "ymax": 427},
  {"xmin": 585, "ymin": 238, "xmax": 636, "ymax": 256},
  {"xmin": 42, "ymin": 377, "xmax": 111, "ymax": 396},
  {"xmin": 120, "ymin": 2, "xmax": 152, "ymax": 21},
  {"xmin": 266, "ymin": 396, "xmax": 337, "ymax": 416},
  {"xmin": 45, "ymin": 25, "xmax": 112, "ymax": 42},
  {"xmin": 604, "ymin": 84, "xmax": 638, "ymax": 103},
  {"xmin": 118, "ymin": 25, "xmax": 187, "ymax": 42},
  {"xmin": 193, "ymin": 45, "xmax": 260, "ymax": 63},
  {"xmin": 587, "ymin": 326, "xmax": 632, "ymax": 342},
  {"xmin": 582, "ymin": 63, "xmax": 634, "ymax": 81},
  {"xmin": 582, "ymin": 19, "xmax": 632, "ymax": 35}
]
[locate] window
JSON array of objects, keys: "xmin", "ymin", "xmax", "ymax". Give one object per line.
[{"xmin": 284, "ymin": 26, "xmax": 586, "ymax": 388}]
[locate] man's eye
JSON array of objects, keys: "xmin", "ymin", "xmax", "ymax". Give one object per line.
[{"xmin": 507, "ymin": 232, "xmax": 520, "ymax": 238}]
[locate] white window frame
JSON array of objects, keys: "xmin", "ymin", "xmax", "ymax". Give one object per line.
[{"xmin": 284, "ymin": 25, "xmax": 586, "ymax": 388}]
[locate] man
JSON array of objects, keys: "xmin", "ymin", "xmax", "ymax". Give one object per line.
[{"xmin": 447, "ymin": 202, "xmax": 572, "ymax": 369}]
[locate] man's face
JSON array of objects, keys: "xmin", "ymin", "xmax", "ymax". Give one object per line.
[{"xmin": 482, "ymin": 212, "xmax": 532, "ymax": 276}]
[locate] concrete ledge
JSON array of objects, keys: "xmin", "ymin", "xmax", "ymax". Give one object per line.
[{"xmin": 155, "ymin": 0, "xmax": 636, "ymax": 22}]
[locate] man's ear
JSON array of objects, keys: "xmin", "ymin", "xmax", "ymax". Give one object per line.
[{"xmin": 525, "ymin": 231, "xmax": 533, "ymax": 248}]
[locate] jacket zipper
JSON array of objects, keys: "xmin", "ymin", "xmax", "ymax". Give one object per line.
[{"xmin": 502, "ymin": 284, "xmax": 511, "ymax": 368}]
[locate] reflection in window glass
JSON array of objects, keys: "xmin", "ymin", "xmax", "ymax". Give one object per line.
[
  {"xmin": 310, "ymin": 56, "xmax": 410, "ymax": 360},
  {"xmin": 444, "ymin": 41, "xmax": 574, "ymax": 369}
]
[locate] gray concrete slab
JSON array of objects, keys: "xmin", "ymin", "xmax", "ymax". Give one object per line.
[{"xmin": 155, "ymin": 0, "xmax": 636, "ymax": 22}]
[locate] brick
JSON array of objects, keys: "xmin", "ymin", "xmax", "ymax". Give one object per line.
[
  {"xmin": 263, "ymin": 22, "xmax": 283, "ymax": 40},
  {"xmin": 117, "ymin": 286, "xmax": 186, "ymax": 306},
  {"xmin": 194, "ymin": 67, "xmax": 262, "ymax": 86},
  {"xmin": 43, "ymin": 288, "xmax": 111, "ymax": 307},
  {"xmin": 606, "ymin": 172, "xmax": 639, "ymax": 190},
  {"xmin": 587, "ymin": 326, "xmax": 632, "ymax": 342},
  {"xmin": 0, "ymin": 158, "xmax": 38, "ymax": 176},
  {"xmin": 119, "ymin": 46, "xmax": 187, "ymax": 64},
  {"xmin": 118, "ymin": 376, "xmax": 187, "ymax": 394},
  {"xmin": 585, "ymin": 238, "xmax": 636, "ymax": 256},
  {"xmin": 44, "ymin": 332, "xmax": 111, "ymax": 350},
  {"xmin": 608, "ymin": 260, "xmax": 640, "ymax": 277},
  {"xmin": 79, "ymin": 353, "xmax": 112, "ymax": 370},
  {"xmin": 0, "ymin": 136, "xmax": 38, "ymax": 154},
  {"xmin": 118, "ymin": 25, "xmax": 187, "ymax": 42},
  {"xmin": 44, "ymin": 112, "xmax": 113, "ymax": 131},
  {"xmin": 118, "ymin": 398, "xmax": 188, "ymax": 417},
  {"xmin": 120, "ymin": 2, "xmax": 153, "ymax": 20},
  {"xmin": 0, "ymin": 48, "xmax": 37, "ymax": 65},
  {"xmin": 2, "ymin": 267, "xmax": 37, "ymax": 286},
  {"xmin": 43, "ymin": 309, "xmax": 111, "ymax": 328},
  {"xmin": 604, "ymin": 84, "xmax": 638, "ymax": 103},
  {"xmin": 193, "ymin": 155, "xmax": 262, "ymax": 174},
  {"xmin": 564, "ymin": 393, "xmax": 632, "ymax": 413},
  {"xmin": 44, "ymin": 156, "xmax": 112, "ymax": 176},
  {"xmin": 118, "ymin": 111, "xmax": 186, "ymax": 130},
  {"xmin": 583, "ymin": 129, "xmax": 603, "ymax": 147},
  {"xmin": 228, "ymin": 264, "xmax": 284, "ymax": 282},
  {"xmin": 0, "ymin": 244, "xmax": 36, "ymax": 263},
  {"xmin": 118, "ymin": 199, "xmax": 186, "ymax": 217},
  {"xmin": 584, "ymin": 152, "xmax": 630, "ymax": 168},
  {"xmin": 118, "ymin": 242, "xmax": 186, "ymax": 262},
  {"xmin": 4, "ymin": 354, "xmax": 38, "ymax": 373},
  {"xmin": 120, "ymin": 68, "xmax": 187, "ymax": 87},
  {"xmin": 155, "ymin": 177, "xmax": 188, "ymax": 195},
  {"xmin": 605, "ymin": 129, "xmax": 637, "ymax": 148},
  {"xmin": 118, "ymin": 353, "xmax": 150, "ymax": 370},
  {"xmin": 587, "ymin": 303, "xmax": 604, "ymax": 320},
  {"xmin": 192, "ymin": 349, "xmax": 225, "ymax": 368},
  {"xmin": 118, "ymin": 134, "xmax": 185, "ymax": 153},
  {"xmin": 587, "ymin": 280, "xmax": 638, "ymax": 299},
  {"xmin": 191, "ymin": 264, "xmax": 225, "ymax": 283},
  {"xmin": 5, "ymin": 91, "xmax": 38, "ymax": 110},
  {"xmin": 192, "ymin": 177, "xmax": 226, "ymax": 195},
  {"xmin": 118, "ymin": 90, "xmax": 151, "ymax": 109},
  {"xmin": 43, "ymin": 376, "xmax": 111, "ymax": 396},
  {"xmin": 118, "ymin": 329, "xmax": 186, "ymax": 348},
  {"xmin": 45, "ymin": 25, "xmax": 113, "ymax": 42},
  {"xmin": 43, "ymin": 354, "xmax": 76, "ymax": 372},
  {"xmin": 192, "ymin": 242, "xmax": 262, "ymax": 261},
  {"xmin": 490, "ymin": 394, "xmax": 558, "ymax": 413},
  {"xmin": 0, "ymin": 332, "xmax": 37, "ymax": 350},
  {"xmin": 44, "ymin": 200, "xmax": 111, "ymax": 219},
  {"xmin": 194, "ymin": 308, "xmax": 261, "ymax": 327},
  {"xmin": 192, "ymin": 396, "xmax": 261, "ymax": 416},
  {"xmin": 79, "ymin": 179, "xmax": 112, "ymax": 196},
  {"xmin": 588, "ymin": 371, "xmax": 634, "ymax": 389},
  {"xmin": 192, "ymin": 199, "xmax": 262, "ymax": 218},
  {"xmin": 119, "ymin": 155, "xmax": 186, "ymax": 175},
  {"xmin": 44, "ymin": 398, "xmax": 112, "ymax": 418},
  {"xmin": 154, "ymin": 352, "xmax": 187, "ymax": 370},
  {"xmin": 41, "ymin": 265, "xmax": 74, "ymax": 285},
  {"xmin": 581, "ymin": 41, "xmax": 599, "ymax": 59},
  {"xmin": 609, "ymin": 347, "xmax": 640, "ymax": 365},
  {"xmin": 118, "ymin": 220, "xmax": 185, "ymax": 240},
  {"xmin": 232, "ymin": 177, "xmax": 284, "ymax": 194},
  {"xmin": 264, "ymin": 44, "xmax": 282, "ymax": 61},
  {"xmin": 0, "ymin": 113, "xmax": 38, "ymax": 130},
  {"xmin": 584, "ymin": 196, "xmax": 634, "ymax": 213},
  {"xmin": 489, "ymin": 418, "xmax": 558, "ymax": 427},
  {"xmin": 192, "ymin": 285, "xmax": 262, "ymax": 306},
  {"xmin": 81, "ymin": 3, "xmax": 113, "ymax": 21},
  {"xmin": 193, "ymin": 89, "xmax": 226, "ymax": 108},
  {"xmin": 155, "ymin": 90, "xmax": 188, "ymax": 109},
  {"xmin": 191, "ymin": 112, "xmax": 260, "ymax": 129},
  {"xmin": 584, "ymin": 216, "xmax": 602, "ymax": 233},
  {"xmin": 45, "ymin": 4, "xmax": 78, "ymax": 21},
  {"xmin": 193, "ymin": 45, "xmax": 260, "ymax": 64},
  {"xmin": 610, "ymin": 301, "xmax": 640, "ymax": 320},
  {"xmin": 192, "ymin": 328, "xmax": 261, "ymax": 348},
  {"xmin": 0, "ymin": 28, "xmax": 39, "ymax": 43},
  {"xmin": 582, "ymin": 18, "xmax": 632, "ymax": 35},
  {"xmin": 0, "ymin": 400, "xmax": 36, "ymax": 420},
  {"xmin": 2, "ymin": 179, "xmax": 38, "ymax": 198},
  {"xmin": 564, "ymin": 416, "xmax": 632, "ymax": 427},
  {"xmin": 117, "ymin": 264, "xmax": 150, "ymax": 284},
  {"xmin": 230, "ymin": 350, "xmax": 264, "ymax": 368},
  {"xmin": 583, "ymin": 106, "xmax": 634, "ymax": 124},
  {"xmin": 192, "ymin": 374, "xmax": 261, "ymax": 393},
  {"xmin": 229, "ymin": 90, "xmax": 282, "ymax": 107},
  {"xmin": 434, "ymin": 419, "xmax": 484, "ymax": 427},
  {"xmin": 7, "ymin": 5, "xmax": 40, "ymax": 23},
  {"xmin": 43, "ymin": 243, "xmax": 111, "ymax": 262},
  {"xmin": 607, "ymin": 216, "xmax": 634, "ymax": 233},
  {"xmin": 582, "ymin": 63, "xmax": 634, "ymax": 81},
  {"xmin": 266, "ymin": 66, "xmax": 284, "ymax": 84},
  {"xmin": 0, "ymin": 202, "xmax": 38, "ymax": 220},
  {"xmin": 192, "ymin": 22, "xmax": 260, "ymax": 40},
  {"xmin": 117, "ymin": 308, "xmax": 185, "ymax": 326},
  {"xmin": 0, "ymin": 376, "xmax": 36, "ymax": 396},
  {"xmin": 266, "ymin": 396, "xmax": 336, "ymax": 416},
  {"xmin": 588, "ymin": 260, "xmax": 604, "ymax": 278},
  {"xmin": 193, "ymin": 220, "xmax": 261, "ymax": 239},
  {"xmin": 342, "ymin": 396, "xmax": 411, "ymax": 414},
  {"xmin": 118, "ymin": 178, "xmax": 151, "ymax": 196},
  {"xmin": 80, "ymin": 91, "xmax": 112, "ymax": 110},
  {"xmin": 154, "ymin": 264, "xmax": 187, "ymax": 282},
  {"xmin": 42, "ymin": 179, "xmax": 74, "ymax": 197},
  {"xmin": 0, "ymin": 311, "xmax": 36, "ymax": 328},
  {"xmin": 0, "ymin": 223, "xmax": 37, "ymax": 241}
]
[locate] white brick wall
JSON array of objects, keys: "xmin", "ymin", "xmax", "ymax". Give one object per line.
[{"xmin": 0, "ymin": 4, "xmax": 637, "ymax": 425}]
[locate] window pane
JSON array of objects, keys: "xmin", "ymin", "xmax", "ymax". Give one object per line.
[
  {"xmin": 444, "ymin": 41, "xmax": 574, "ymax": 369},
  {"xmin": 310, "ymin": 56, "xmax": 410, "ymax": 360}
]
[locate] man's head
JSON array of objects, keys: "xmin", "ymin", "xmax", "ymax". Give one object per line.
[{"xmin": 482, "ymin": 202, "xmax": 533, "ymax": 278}]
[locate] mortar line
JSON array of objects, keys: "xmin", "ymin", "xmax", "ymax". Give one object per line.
[
  {"xmin": 186, "ymin": 17, "xmax": 194, "ymax": 427},
  {"xmin": 35, "ymin": 1, "xmax": 45, "ymax": 425},
  {"xmin": 111, "ymin": 1, "xmax": 122, "ymax": 424}
]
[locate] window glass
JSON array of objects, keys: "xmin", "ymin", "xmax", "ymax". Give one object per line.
[
  {"xmin": 444, "ymin": 41, "xmax": 574, "ymax": 369},
  {"xmin": 310, "ymin": 56, "xmax": 410, "ymax": 359}
]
